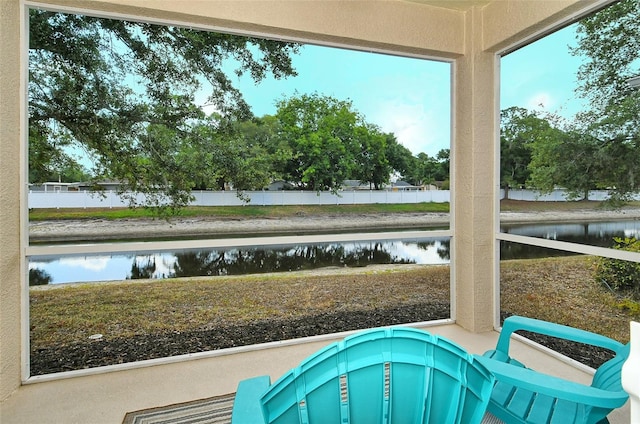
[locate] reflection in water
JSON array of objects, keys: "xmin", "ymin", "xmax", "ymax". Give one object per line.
[
  {"xmin": 501, "ymin": 220, "xmax": 640, "ymax": 247},
  {"xmin": 499, "ymin": 220, "xmax": 640, "ymax": 260},
  {"xmin": 499, "ymin": 242, "xmax": 577, "ymax": 260},
  {"xmin": 28, "ymin": 220, "xmax": 640, "ymax": 285},
  {"xmin": 129, "ymin": 257, "xmax": 157, "ymax": 280},
  {"xmin": 29, "ymin": 268, "xmax": 52, "ymax": 286},
  {"xmin": 169, "ymin": 242, "xmax": 444, "ymax": 278},
  {"xmin": 30, "ymin": 239, "xmax": 451, "ymax": 285}
]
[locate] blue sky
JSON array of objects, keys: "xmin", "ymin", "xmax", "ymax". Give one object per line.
[
  {"xmin": 201, "ymin": 45, "xmax": 452, "ymax": 157},
  {"xmin": 501, "ymin": 23, "xmax": 586, "ymax": 121},
  {"xmin": 200, "ymin": 23, "xmax": 586, "ymax": 158}
]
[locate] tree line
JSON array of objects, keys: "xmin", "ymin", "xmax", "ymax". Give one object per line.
[
  {"xmin": 28, "ymin": 9, "xmax": 447, "ymax": 211},
  {"xmin": 29, "ymin": 2, "xmax": 639, "ymax": 211},
  {"xmin": 31, "ymin": 88, "xmax": 451, "ymax": 195}
]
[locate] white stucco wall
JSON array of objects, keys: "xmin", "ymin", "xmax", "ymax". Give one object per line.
[{"xmin": 0, "ymin": 0, "xmax": 24, "ymax": 402}]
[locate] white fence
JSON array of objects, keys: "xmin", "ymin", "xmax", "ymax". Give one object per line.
[
  {"xmin": 505, "ymin": 189, "xmax": 640, "ymax": 201},
  {"xmin": 28, "ymin": 189, "xmax": 451, "ymax": 209},
  {"xmin": 28, "ymin": 188, "xmax": 640, "ymax": 209},
  {"xmin": 501, "ymin": 189, "xmax": 633, "ymax": 202}
]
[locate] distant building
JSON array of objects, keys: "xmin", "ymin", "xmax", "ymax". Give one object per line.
[
  {"xmin": 390, "ymin": 181, "xmax": 420, "ymax": 191},
  {"xmin": 341, "ymin": 180, "xmax": 372, "ymax": 191},
  {"xmin": 77, "ymin": 180, "xmax": 124, "ymax": 191},
  {"xmin": 265, "ymin": 180, "xmax": 296, "ymax": 191},
  {"xmin": 28, "ymin": 182, "xmax": 80, "ymax": 192}
]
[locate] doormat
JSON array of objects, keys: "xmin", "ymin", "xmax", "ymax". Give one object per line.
[{"xmin": 122, "ymin": 392, "xmax": 235, "ymax": 424}]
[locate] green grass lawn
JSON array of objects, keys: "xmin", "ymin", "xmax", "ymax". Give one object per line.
[
  {"xmin": 28, "ymin": 199, "xmax": 640, "ymax": 221},
  {"xmin": 28, "ymin": 202, "xmax": 450, "ymax": 221}
]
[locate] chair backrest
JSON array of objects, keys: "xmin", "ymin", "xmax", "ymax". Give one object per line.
[{"xmin": 259, "ymin": 327, "xmax": 494, "ymax": 424}]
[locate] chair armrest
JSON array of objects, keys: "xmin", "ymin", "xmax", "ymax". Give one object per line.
[
  {"xmin": 231, "ymin": 375, "xmax": 271, "ymax": 424},
  {"xmin": 495, "ymin": 315, "xmax": 624, "ymax": 357},
  {"xmin": 475, "ymin": 355, "xmax": 628, "ymax": 409}
]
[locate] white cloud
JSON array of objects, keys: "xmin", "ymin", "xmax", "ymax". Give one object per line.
[
  {"xmin": 58, "ymin": 256, "xmax": 111, "ymax": 272},
  {"xmin": 371, "ymin": 101, "xmax": 448, "ymax": 156},
  {"xmin": 387, "ymin": 241, "xmax": 449, "ymax": 265},
  {"xmin": 526, "ymin": 92, "xmax": 555, "ymax": 111}
]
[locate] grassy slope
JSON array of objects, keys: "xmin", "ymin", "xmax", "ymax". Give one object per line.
[
  {"xmin": 31, "ymin": 266, "xmax": 450, "ymax": 348},
  {"xmin": 500, "ymin": 256, "xmax": 637, "ymax": 341},
  {"xmin": 31, "ymin": 257, "xmax": 640, "ymax": 350}
]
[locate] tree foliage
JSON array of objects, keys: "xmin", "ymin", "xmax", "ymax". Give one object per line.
[
  {"xmin": 275, "ymin": 93, "xmax": 357, "ymax": 192},
  {"xmin": 408, "ymin": 153, "xmax": 438, "ymax": 186},
  {"xmin": 28, "ymin": 122, "xmax": 91, "ymax": 183},
  {"xmin": 274, "ymin": 93, "xmax": 417, "ymax": 192},
  {"xmin": 498, "ymin": 106, "xmax": 606, "ymax": 200},
  {"xmin": 571, "ymin": 0, "xmax": 640, "ymax": 201},
  {"xmin": 398, "ymin": 148, "xmax": 449, "ymax": 187},
  {"xmin": 351, "ymin": 124, "xmax": 392, "ymax": 190},
  {"xmin": 30, "ymin": 9, "xmax": 453, "ymax": 205},
  {"xmin": 528, "ymin": 127, "xmax": 602, "ymax": 200},
  {"xmin": 29, "ymin": 9, "xmax": 299, "ymax": 210},
  {"xmin": 385, "ymin": 140, "xmax": 416, "ymax": 182},
  {"xmin": 434, "ymin": 149, "xmax": 450, "ymax": 183},
  {"xmin": 497, "ymin": 2, "xmax": 640, "ymax": 202},
  {"xmin": 500, "ymin": 107, "xmax": 538, "ymax": 189},
  {"xmin": 272, "ymin": 93, "xmax": 442, "ymax": 192}
]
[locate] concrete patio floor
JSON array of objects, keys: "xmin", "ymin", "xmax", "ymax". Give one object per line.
[{"xmin": 1, "ymin": 322, "xmax": 630, "ymax": 423}]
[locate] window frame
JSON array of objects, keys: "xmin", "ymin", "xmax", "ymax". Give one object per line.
[
  {"xmin": 21, "ymin": 2, "xmax": 456, "ymax": 382},
  {"xmin": 494, "ymin": 8, "xmax": 640, "ymax": 329}
]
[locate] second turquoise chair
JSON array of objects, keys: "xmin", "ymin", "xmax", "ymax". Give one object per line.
[{"xmin": 476, "ymin": 315, "xmax": 630, "ymax": 424}]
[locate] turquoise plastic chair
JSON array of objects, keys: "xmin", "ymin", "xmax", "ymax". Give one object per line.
[
  {"xmin": 475, "ymin": 315, "xmax": 630, "ymax": 424},
  {"xmin": 231, "ymin": 327, "xmax": 495, "ymax": 423}
]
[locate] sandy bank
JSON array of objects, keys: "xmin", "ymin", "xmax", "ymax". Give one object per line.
[{"xmin": 29, "ymin": 208, "xmax": 640, "ymax": 242}]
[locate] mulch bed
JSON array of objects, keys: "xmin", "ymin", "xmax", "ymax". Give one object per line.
[{"xmin": 31, "ymin": 301, "xmax": 449, "ymax": 375}]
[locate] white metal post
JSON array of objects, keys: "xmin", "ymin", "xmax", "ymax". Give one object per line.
[{"xmin": 623, "ymin": 321, "xmax": 640, "ymax": 424}]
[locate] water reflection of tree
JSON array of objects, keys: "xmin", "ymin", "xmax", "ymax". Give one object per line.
[
  {"xmin": 128, "ymin": 257, "xmax": 157, "ymax": 280},
  {"xmin": 417, "ymin": 239, "xmax": 450, "ymax": 260},
  {"xmin": 172, "ymin": 252, "xmax": 224, "ymax": 277},
  {"xmin": 437, "ymin": 240, "xmax": 451, "ymax": 260},
  {"xmin": 561, "ymin": 230, "xmax": 620, "ymax": 247},
  {"xmin": 500, "ymin": 241, "xmax": 576, "ymax": 260},
  {"xmin": 501, "ymin": 222, "xmax": 640, "ymax": 250},
  {"xmin": 29, "ymin": 268, "xmax": 52, "ymax": 286},
  {"xmin": 166, "ymin": 243, "xmax": 416, "ymax": 278}
]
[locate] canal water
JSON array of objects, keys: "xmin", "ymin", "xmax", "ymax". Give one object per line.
[{"xmin": 29, "ymin": 220, "xmax": 640, "ymax": 285}]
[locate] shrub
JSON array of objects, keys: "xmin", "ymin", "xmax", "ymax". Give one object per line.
[
  {"xmin": 594, "ymin": 237, "xmax": 640, "ymax": 296},
  {"xmin": 615, "ymin": 298, "xmax": 640, "ymax": 314}
]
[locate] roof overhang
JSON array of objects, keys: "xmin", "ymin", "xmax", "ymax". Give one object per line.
[{"xmin": 628, "ymin": 75, "xmax": 640, "ymax": 89}]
